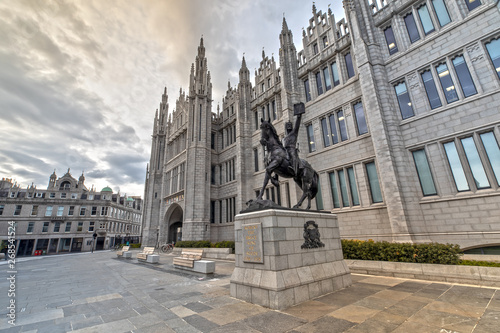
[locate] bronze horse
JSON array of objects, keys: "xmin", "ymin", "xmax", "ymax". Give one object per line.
[{"xmin": 257, "ymin": 118, "xmax": 319, "ymax": 209}]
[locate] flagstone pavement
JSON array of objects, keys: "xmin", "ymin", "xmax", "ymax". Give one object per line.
[{"xmin": 0, "ymin": 250, "xmax": 498, "ymax": 332}]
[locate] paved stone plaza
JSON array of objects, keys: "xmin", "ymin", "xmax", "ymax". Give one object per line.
[{"xmin": 0, "ymin": 251, "xmax": 498, "ymax": 332}]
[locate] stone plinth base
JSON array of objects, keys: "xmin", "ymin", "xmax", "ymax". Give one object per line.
[
  {"xmin": 230, "ymin": 209, "xmax": 351, "ymax": 310},
  {"xmin": 122, "ymin": 252, "xmax": 132, "ymax": 259},
  {"xmin": 147, "ymin": 254, "xmax": 159, "ymax": 263}
]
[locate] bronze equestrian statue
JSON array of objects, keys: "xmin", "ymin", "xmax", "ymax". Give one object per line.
[{"xmin": 256, "ymin": 103, "xmax": 319, "ymax": 210}]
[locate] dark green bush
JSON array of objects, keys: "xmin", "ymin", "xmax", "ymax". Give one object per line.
[
  {"xmin": 130, "ymin": 243, "xmax": 141, "ymax": 248},
  {"xmin": 173, "ymin": 240, "xmax": 235, "ymax": 253},
  {"xmin": 459, "ymin": 260, "xmax": 500, "ymax": 267},
  {"xmin": 341, "ymin": 239, "xmax": 462, "ymax": 265},
  {"xmin": 213, "ymin": 241, "xmax": 235, "ymax": 253}
]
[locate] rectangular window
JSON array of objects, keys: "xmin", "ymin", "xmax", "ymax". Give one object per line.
[
  {"xmin": 57, "ymin": 206, "xmax": 64, "ymax": 216},
  {"xmin": 71, "ymin": 193, "xmax": 78, "ymax": 199},
  {"xmin": 272, "ymin": 100, "xmax": 277, "ymax": 120},
  {"xmin": 384, "ymin": 26, "xmax": 398, "ymax": 55},
  {"xmin": 77, "ymin": 222, "xmax": 83, "ymax": 232},
  {"xmin": 65, "ymin": 222, "xmax": 72, "ymax": 232},
  {"xmin": 338, "ymin": 110, "xmax": 348, "ymax": 141},
  {"xmin": 404, "ymin": 13, "xmax": 420, "ymax": 43},
  {"xmin": 323, "ymin": 67, "xmax": 331, "ymax": 91},
  {"xmin": 452, "ymin": 56, "xmax": 477, "ymax": 97},
  {"xmin": 45, "ymin": 206, "xmax": 53, "ymax": 216},
  {"xmin": 328, "ymin": 114, "xmax": 339, "ymax": 145},
  {"xmin": 14, "ymin": 205, "xmax": 22, "ymax": 216},
  {"xmin": 306, "ymin": 124, "xmax": 316, "ymax": 152},
  {"xmin": 421, "ymin": 70, "xmax": 442, "ymax": 109},
  {"xmin": 417, "ymin": 5, "xmax": 435, "ymax": 35},
  {"xmin": 304, "ymin": 79, "xmax": 311, "ymax": 102},
  {"xmin": 321, "ymin": 118, "xmax": 330, "ymax": 147},
  {"xmin": 60, "ymin": 192, "xmax": 66, "ymax": 198},
  {"xmin": 331, "ymin": 62, "xmax": 340, "ymax": 86},
  {"xmin": 211, "ymin": 132, "xmax": 215, "ymax": 149},
  {"xmin": 323, "ymin": 36, "xmax": 329, "ymax": 48},
  {"xmin": 254, "ymin": 111, "xmax": 259, "ymax": 130},
  {"xmin": 27, "ymin": 222, "xmax": 34, "ymax": 233},
  {"xmin": 436, "ymin": 63, "xmax": 458, "ymax": 103},
  {"xmin": 31, "ymin": 205, "xmax": 38, "ymax": 216},
  {"xmin": 0, "ymin": 205, "xmax": 3, "ymax": 215},
  {"xmin": 313, "ymin": 43, "xmax": 319, "ymax": 55},
  {"xmin": 338, "ymin": 170, "xmax": 349, "ymax": 207},
  {"xmin": 485, "ymin": 38, "xmax": 500, "ymax": 79},
  {"xmin": 68, "ymin": 206, "xmax": 74, "ymax": 216},
  {"xmin": 345, "ymin": 53, "xmax": 355, "ymax": 78},
  {"xmin": 315, "ymin": 72, "xmax": 323, "ymax": 95},
  {"xmin": 395, "ymin": 82, "xmax": 415, "ymax": 119},
  {"xmin": 412, "ymin": 150, "xmax": 438, "ymax": 196},
  {"xmin": 480, "ymin": 132, "xmax": 500, "ymax": 185},
  {"xmin": 49, "ymin": 193, "xmax": 55, "ymax": 198},
  {"xmin": 89, "ymin": 222, "xmax": 95, "ymax": 232},
  {"xmin": 431, "ymin": 0, "xmax": 451, "ymax": 27},
  {"xmin": 366, "ymin": 162, "xmax": 383, "ymax": 203},
  {"xmin": 254, "ymin": 148, "xmax": 259, "ymax": 172},
  {"xmin": 80, "ymin": 206, "xmax": 86, "ymax": 216},
  {"xmin": 54, "ymin": 222, "xmax": 60, "ymax": 233},
  {"xmin": 42, "ymin": 222, "xmax": 49, "ymax": 233},
  {"xmin": 316, "ymin": 180, "xmax": 324, "ymax": 210},
  {"xmin": 465, "ymin": 0, "xmax": 481, "ymax": 11},
  {"xmin": 461, "ymin": 137, "xmax": 490, "ymax": 189},
  {"xmin": 444, "ymin": 141, "xmax": 470, "ymax": 191},
  {"xmin": 347, "ymin": 167, "xmax": 360, "ymax": 206},
  {"xmin": 329, "ymin": 172, "xmax": 340, "ymax": 208},
  {"xmin": 353, "ymin": 102, "xmax": 368, "ymax": 135}
]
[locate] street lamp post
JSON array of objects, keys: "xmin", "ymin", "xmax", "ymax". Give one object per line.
[
  {"xmin": 91, "ymin": 232, "xmax": 97, "ymax": 253},
  {"xmin": 156, "ymin": 227, "xmax": 160, "ymax": 254}
]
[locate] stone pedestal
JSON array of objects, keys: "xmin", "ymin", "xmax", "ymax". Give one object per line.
[
  {"xmin": 230, "ymin": 209, "xmax": 351, "ymax": 310},
  {"xmin": 147, "ymin": 254, "xmax": 160, "ymax": 263},
  {"xmin": 122, "ymin": 252, "xmax": 132, "ymax": 259}
]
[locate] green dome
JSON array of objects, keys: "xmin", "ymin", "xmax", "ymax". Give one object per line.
[
  {"xmin": 126, "ymin": 197, "xmax": 134, "ymax": 201},
  {"xmin": 101, "ymin": 186, "xmax": 113, "ymax": 192}
]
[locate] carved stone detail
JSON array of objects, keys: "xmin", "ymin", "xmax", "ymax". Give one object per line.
[{"xmin": 301, "ymin": 220, "xmax": 325, "ymax": 249}]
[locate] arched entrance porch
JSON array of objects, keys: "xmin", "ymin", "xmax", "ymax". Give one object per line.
[{"xmin": 164, "ymin": 204, "xmax": 183, "ymax": 244}]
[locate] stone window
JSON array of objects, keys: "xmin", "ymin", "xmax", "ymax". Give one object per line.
[
  {"xmin": 323, "ymin": 36, "xmax": 329, "ymax": 48},
  {"xmin": 353, "ymin": 102, "xmax": 368, "ymax": 135},
  {"xmin": 71, "ymin": 193, "xmax": 78, "ymax": 199},
  {"xmin": 14, "ymin": 205, "xmax": 22, "ymax": 216},
  {"xmin": 306, "ymin": 124, "xmax": 316, "ymax": 152},
  {"xmin": 0, "ymin": 205, "xmax": 4, "ymax": 215},
  {"xmin": 304, "ymin": 79, "xmax": 311, "ymax": 102},
  {"xmin": 328, "ymin": 114, "xmax": 339, "ymax": 145},
  {"xmin": 344, "ymin": 52, "xmax": 355, "ymax": 78},
  {"xmin": 89, "ymin": 222, "xmax": 95, "ymax": 232},
  {"xmin": 27, "ymin": 222, "xmax": 34, "ymax": 233},
  {"xmin": 271, "ymin": 100, "xmax": 277, "ymax": 120},
  {"xmin": 57, "ymin": 206, "xmax": 64, "ymax": 216},
  {"xmin": 315, "ymin": 72, "xmax": 323, "ymax": 95},
  {"xmin": 337, "ymin": 110, "xmax": 348, "ymax": 142},
  {"xmin": 179, "ymin": 163, "xmax": 185, "ymax": 190},
  {"xmin": 394, "ymin": 81, "xmax": 415, "ymax": 119},
  {"xmin": 31, "ymin": 205, "xmax": 38, "ymax": 216},
  {"xmin": 68, "ymin": 206, "xmax": 74, "ymax": 216},
  {"xmin": 331, "ymin": 62, "xmax": 340, "ymax": 87},
  {"xmin": 54, "ymin": 222, "xmax": 61, "ymax": 233},
  {"xmin": 65, "ymin": 222, "xmax": 72, "ymax": 232},
  {"xmin": 436, "ymin": 62, "xmax": 459, "ymax": 103},
  {"xmin": 323, "ymin": 67, "xmax": 331, "ymax": 91},
  {"xmin": 91, "ymin": 206, "xmax": 97, "ymax": 216},
  {"xmin": 313, "ymin": 43, "xmax": 318, "ymax": 55},
  {"xmin": 321, "ymin": 118, "xmax": 330, "ymax": 147},
  {"xmin": 77, "ymin": 222, "xmax": 83, "ymax": 232},
  {"xmin": 80, "ymin": 206, "xmax": 86, "ymax": 216},
  {"xmin": 60, "ymin": 192, "xmax": 66, "ymax": 198},
  {"xmin": 485, "ymin": 38, "xmax": 500, "ymax": 80},
  {"xmin": 465, "ymin": 0, "xmax": 481, "ymax": 11},
  {"xmin": 365, "ymin": 162, "xmax": 383, "ymax": 203},
  {"xmin": 49, "ymin": 192, "xmax": 55, "ymax": 198},
  {"xmin": 443, "ymin": 141, "xmax": 469, "ymax": 191},
  {"xmin": 417, "ymin": 4, "xmax": 435, "ymax": 35},
  {"xmin": 329, "ymin": 167, "xmax": 360, "ymax": 208},
  {"xmin": 42, "ymin": 222, "xmax": 49, "ymax": 233},
  {"xmin": 254, "ymin": 110, "xmax": 259, "ymax": 130},
  {"xmin": 45, "ymin": 206, "xmax": 53, "ymax": 216},
  {"xmin": 404, "ymin": 12, "xmax": 420, "ymax": 43},
  {"xmin": 254, "ymin": 148, "xmax": 259, "ymax": 172},
  {"xmin": 480, "ymin": 132, "xmax": 500, "ymax": 186},
  {"xmin": 431, "ymin": 0, "xmax": 451, "ymax": 27},
  {"xmin": 421, "ymin": 70, "xmax": 442, "ymax": 109},
  {"xmin": 384, "ymin": 26, "xmax": 398, "ymax": 55},
  {"xmin": 412, "ymin": 149, "xmax": 438, "ymax": 196},
  {"xmin": 452, "ymin": 55, "xmax": 477, "ymax": 97}
]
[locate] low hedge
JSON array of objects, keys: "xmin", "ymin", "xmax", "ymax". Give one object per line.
[
  {"xmin": 459, "ymin": 260, "xmax": 500, "ymax": 267},
  {"xmin": 174, "ymin": 240, "xmax": 235, "ymax": 253},
  {"xmin": 341, "ymin": 239, "xmax": 462, "ymax": 265}
]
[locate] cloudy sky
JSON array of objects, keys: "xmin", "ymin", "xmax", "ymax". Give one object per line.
[{"xmin": 0, "ymin": 0, "xmax": 344, "ymax": 196}]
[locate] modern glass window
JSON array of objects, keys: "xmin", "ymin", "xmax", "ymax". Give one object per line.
[
  {"xmin": 452, "ymin": 56, "xmax": 477, "ymax": 97},
  {"xmin": 345, "ymin": 53, "xmax": 355, "ymax": 78},
  {"xmin": 65, "ymin": 222, "xmax": 71, "ymax": 232},
  {"xmin": 306, "ymin": 124, "xmax": 316, "ymax": 152},
  {"xmin": 366, "ymin": 162, "xmax": 383, "ymax": 203},
  {"xmin": 328, "ymin": 114, "xmax": 339, "ymax": 145},
  {"xmin": 54, "ymin": 222, "xmax": 60, "ymax": 233},
  {"xmin": 27, "ymin": 222, "xmax": 34, "ymax": 233},
  {"xmin": 347, "ymin": 167, "xmax": 360, "ymax": 206},
  {"xmin": 480, "ymin": 132, "xmax": 500, "ymax": 185},
  {"xmin": 321, "ymin": 118, "xmax": 330, "ymax": 147},
  {"xmin": 485, "ymin": 38, "xmax": 500, "ymax": 79},
  {"xmin": 45, "ymin": 206, "xmax": 53, "ymax": 216},
  {"xmin": 316, "ymin": 72, "xmax": 323, "ymax": 95},
  {"xmin": 394, "ymin": 82, "xmax": 414, "ymax": 119},
  {"xmin": 436, "ymin": 63, "xmax": 459, "ymax": 103},
  {"xmin": 304, "ymin": 79, "xmax": 311, "ymax": 102},
  {"xmin": 329, "ymin": 172, "xmax": 340, "ymax": 208},
  {"xmin": 412, "ymin": 149, "xmax": 438, "ymax": 196},
  {"xmin": 323, "ymin": 67, "xmax": 331, "ymax": 91},
  {"xmin": 461, "ymin": 137, "xmax": 490, "ymax": 189},
  {"xmin": 417, "ymin": 5, "xmax": 435, "ymax": 35},
  {"xmin": 444, "ymin": 141, "xmax": 470, "ymax": 191},
  {"xmin": 57, "ymin": 206, "xmax": 64, "ymax": 216},
  {"xmin": 465, "ymin": 0, "xmax": 481, "ymax": 11},
  {"xmin": 254, "ymin": 148, "xmax": 259, "ymax": 172},
  {"xmin": 42, "ymin": 222, "xmax": 49, "ymax": 233},
  {"xmin": 353, "ymin": 102, "xmax": 368, "ymax": 135},
  {"xmin": 384, "ymin": 26, "xmax": 398, "ymax": 55},
  {"xmin": 338, "ymin": 170, "xmax": 350, "ymax": 207},
  {"xmin": 338, "ymin": 110, "xmax": 348, "ymax": 141},
  {"xmin": 421, "ymin": 70, "xmax": 442, "ymax": 109},
  {"xmin": 431, "ymin": 0, "xmax": 451, "ymax": 27},
  {"xmin": 404, "ymin": 13, "xmax": 420, "ymax": 43},
  {"xmin": 14, "ymin": 205, "xmax": 22, "ymax": 216},
  {"xmin": 331, "ymin": 62, "xmax": 340, "ymax": 86}
]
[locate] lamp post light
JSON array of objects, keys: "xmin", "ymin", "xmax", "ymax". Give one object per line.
[{"xmin": 91, "ymin": 232, "xmax": 97, "ymax": 253}]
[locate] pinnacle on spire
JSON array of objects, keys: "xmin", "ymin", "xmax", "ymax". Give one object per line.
[
  {"xmin": 262, "ymin": 47, "xmax": 265, "ymax": 59},
  {"xmin": 163, "ymin": 87, "xmax": 167, "ymax": 94},
  {"xmin": 282, "ymin": 16, "xmax": 289, "ymax": 31},
  {"xmin": 241, "ymin": 55, "xmax": 247, "ymax": 69},
  {"xmin": 312, "ymin": 2, "xmax": 316, "ymax": 13}
]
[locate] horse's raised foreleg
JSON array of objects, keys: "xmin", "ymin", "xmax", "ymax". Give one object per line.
[{"xmin": 257, "ymin": 172, "xmax": 271, "ymax": 200}]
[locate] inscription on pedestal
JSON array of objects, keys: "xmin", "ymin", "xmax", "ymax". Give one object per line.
[{"xmin": 243, "ymin": 223, "xmax": 264, "ymax": 263}]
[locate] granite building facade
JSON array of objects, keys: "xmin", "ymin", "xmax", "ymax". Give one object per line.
[{"xmin": 142, "ymin": 0, "xmax": 500, "ymax": 252}]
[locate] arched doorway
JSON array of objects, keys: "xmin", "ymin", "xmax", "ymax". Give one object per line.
[{"xmin": 164, "ymin": 204, "xmax": 183, "ymax": 244}]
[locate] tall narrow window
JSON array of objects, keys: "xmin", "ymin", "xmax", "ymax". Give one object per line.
[
  {"xmin": 31, "ymin": 205, "xmax": 38, "ymax": 216},
  {"xmin": 57, "ymin": 206, "xmax": 64, "ymax": 216},
  {"xmin": 313, "ymin": 43, "xmax": 319, "ymax": 55},
  {"xmin": 347, "ymin": 167, "xmax": 360, "ymax": 206},
  {"xmin": 452, "ymin": 56, "xmax": 477, "ymax": 97},
  {"xmin": 384, "ymin": 26, "xmax": 398, "ymax": 55},
  {"xmin": 353, "ymin": 102, "xmax": 368, "ymax": 135},
  {"xmin": 485, "ymin": 38, "xmax": 500, "ymax": 79},
  {"xmin": 404, "ymin": 13, "xmax": 420, "ymax": 43},
  {"xmin": 480, "ymin": 132, "xmax": 500, "ymax": 185},
  {"xmin": 337, "ymin": 170, "xmax": 349, "ymax": 207},
  {"xmin": 461, "ymin": 137, "xmax": 490, "ymax": 189},
  {"xmin": 431, "ymin": 0, "xmax": 451, "ymax": 27},
  {"xmin": 315, "ymin": 72, "xmax": 323, "ymax": 95},
  {"xmin": 254, "ymin": 111, "xmax": 259, "ymax": 130},
  {"xmin": 14, "ymin": 205, "xmax": 22, "ymax": 216},
  {"xmin": 254, "ymin": 148, "xmax": 259, "ymax": 172},
  {"xmin": 436, "ymin": 63, "xmax": 459, "ymax": 103},
  {"xmin": 304, "ymin": 79, "xmax": 311, "ymax": 102},
  {"xmin": 43, "ymin": 222, "xmax": 49, "ymax": 233},
  {"xmin": 54, "ymin": 222, "xmax": 61, "ymax": 233},
  {"xmin": 338, "ymin": 110, "xmax": 348, "ymax": 141},
  {"xmin": 27, "ymin": 222, "xmax": 34, "ymax": 233},
  {"xmin": 329, "ymin": 172, "xmax": 340, "ymax": 208},
  {"xmin": 323, "ymin": 67, "xmax": 331, "ymax": 91},
  {"xmin": 345, "ymin": 53, "xmax": 355, "ymax": 78},
  {"xmin": 417, "ymin": 5, "xmax": 435, "ymax": 35},
  {"xmin": 306, "ymin": 124, "xmax": 316, "ymax": 152},
  {"xmin": 421, "ymin": 70, "xmax": 442, "ymax": 109},
  {"xmin": 65, "ymin": 222, "xmax": 71, "ymax": 232},
  {"xmin": 321, "ymin": 118, "xmax": 330, "ymax": 147},
  {"xmin": 328, "ymin": 114, "xmax": 339, "ymax": 145},
  {"xmin": 331, "ymin": 62, "xmax": 340, "ymax": 86},
  {"xmin": 272, "ymin": 100, "xmax": 277, "ymax": 119},
  {"xmin": 366, "ymin": 162, "xmax": 383, "ymax": 203},
  {"xmin": 45, "ymin": 206, "xmax": 53, "ymax": 216},
  {"xmin": 412, "ymin": 149, "xmax": 438, "ymax": 196},
  {"xmin": 394, "ymin": 82, "xmax": 414, "ymax": 119},
  {"xmin": 316, "ymin": 180, "xmax": 324, "ymax": 210},
  {"xmin": 465, "ymin": 0, "xmax": 481, "ymax": 11},
  {"xmin": 444, "ymin": 141, "xmax": 470, "ymax": 191}
]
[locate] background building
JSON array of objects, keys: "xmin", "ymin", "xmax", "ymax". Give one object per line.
[
  {"xmin": 0, "ymin": 171, "xmax": 142, "ymax": 256},
  {"xmin": 142, "ymin": 0, "xmax": 500, "ymax": 253}
]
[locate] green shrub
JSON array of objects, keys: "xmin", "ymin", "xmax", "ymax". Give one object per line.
[
  {"xmin": 174, "ymin": 241, "xmax": 212, "ymax": 248},
  {"xmin": 459, "ymin": 260, "xmax": 500, "ymax": 267},
  {"xmin": 130, "ymin": 243, "xmax": 141, "ymax": 248},
  {"xmin": 213, "ymin": 241, "xmax": 235, "ymax": 253},
  {"xmin": 341, "ymin": 239, "xmax": 462, "ymax": 265}
]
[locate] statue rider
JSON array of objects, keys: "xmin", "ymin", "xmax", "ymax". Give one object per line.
[{"xmin": 283, "ymin": 103, "xmax": 305, "ymax": 176}]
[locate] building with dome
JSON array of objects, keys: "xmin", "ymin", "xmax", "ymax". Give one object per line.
[{"xmin": 0, "ymin": 171, "xmax": 143, "ymax": 256}]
